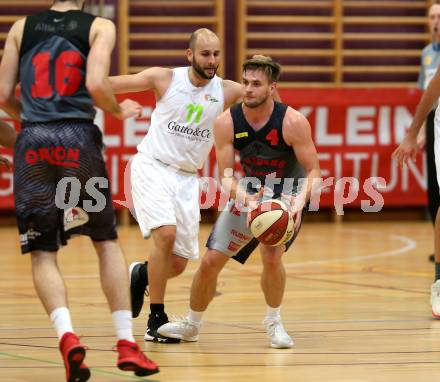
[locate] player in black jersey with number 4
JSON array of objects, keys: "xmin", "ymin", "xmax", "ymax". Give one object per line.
[
  {"xmin": 0, "ymin": 1, "xmax": 158, "ymax": 380},
  {"xmin": 158, "ymin": 56, "xmax": 321, "ymax": 349}
]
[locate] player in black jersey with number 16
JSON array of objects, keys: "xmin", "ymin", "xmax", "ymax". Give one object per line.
[
  {"xmin": 0, "ymin": 0, "xmax": 158, "ymax": 380},
  {"xmin": 158, "ymin": 56, "xmax": 321, "ymax": 349}
]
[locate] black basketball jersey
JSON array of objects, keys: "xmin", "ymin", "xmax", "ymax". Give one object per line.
[
  {"xmin": 19, "ymin": 10, "xmax": 97, "ymax": 122},
  {"xmin": 231, "ymin": 101, "xmax": 305, "ymax": 196}
]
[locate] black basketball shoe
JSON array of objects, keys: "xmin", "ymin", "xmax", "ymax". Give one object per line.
[
  {"xmin": 144, "ymin": 312, "xmax": 181, "ymax": 343},
  {"xmin": 129, "ymin": 262, "xmax": 149, "ymax": 318}
]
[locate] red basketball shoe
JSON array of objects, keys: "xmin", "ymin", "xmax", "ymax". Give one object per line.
[
  {"xmin": 59, "ymin": 332, "xmax": 90, "ymax": 382},
  {"xmin": 116, "ymin": 339, "xmax": 159, "ymax": 376}
]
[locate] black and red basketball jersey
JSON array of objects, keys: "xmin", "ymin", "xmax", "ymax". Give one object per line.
[
  {"xmin": 231, "ymin": 101, "xmax": 305, "ymax": 195},
  {"xmin": 19, "ymin": 10, "xmax": 96, "ymax": 122}
]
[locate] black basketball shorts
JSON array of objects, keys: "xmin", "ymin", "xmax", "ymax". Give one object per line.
[{"xmin": 14, "ymin": 119, "xmax": 117, "ymax": 254}]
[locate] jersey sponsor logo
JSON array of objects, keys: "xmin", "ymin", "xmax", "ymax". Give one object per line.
[
  {"xmin": 25, "ymin": 146, "xmax": 80, "ymax": 168},
  {"xmin": 53, "ymin": 18, "xmax": 64, "ymax": 23},
  {"xmin": 67, "ymin": 20, "xmax": 78, "ymax": 31},
  {"xmin": 235, "ymin": 132, "xmax": 248, "ymax": 139},
  {"xmin": 204, "ymin": 94, "xmax": 219, "ymax": 103},
  {"xmin": 241, "ymin": 157, "xmax": 287, "ymax": 168},
  {"xmin": 35, "ymin": 23, "xmax": 57, "ymax": 33},
  {"xmin": 186, "ymin": 103, "xmax": 204, "ymax": 123},
  {"xmin": 167, "ymin": 121, "xmax": 211, "ymax": 142},
  {"xmin": 20, "ymin": 228, "xmax": 42, "ymax": 246},
  {"xmin": 64, "ymin": 207, "xmax": 89, "ymax": 231},
  {"xmin": 245, "ymin": 169, "xmax": 283, "ymax": 177}
]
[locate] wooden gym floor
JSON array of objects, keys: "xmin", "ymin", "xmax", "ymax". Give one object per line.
[{"xmin": 0, "ymin": 221, "xmax": 439, "ymax": 382}]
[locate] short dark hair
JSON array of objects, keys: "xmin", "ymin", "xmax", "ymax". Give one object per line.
[{"xmin": 242, "ymin": 55, "xmax": 281, "ymax": 83}]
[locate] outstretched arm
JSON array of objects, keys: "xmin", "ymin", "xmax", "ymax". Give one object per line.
[
  {"xmin": 109, "ymin": 67, "xmax": 172, "ymax": 99},
  {"xmin": 393, "ymin": 65, "xmax": 440, "ymax": 166}
]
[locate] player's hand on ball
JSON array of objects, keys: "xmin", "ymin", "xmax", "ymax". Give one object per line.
[
  {"xmin": 241, "ymin": 187, "xmax": 264, "ymax": 227},
  {"xmin": 281, "ymin": 193, "xmax": 303, "ymax": 234}
]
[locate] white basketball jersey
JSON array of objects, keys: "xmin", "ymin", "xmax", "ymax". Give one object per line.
[{"xmin": 137, "ymin": 67, "xmax": 224, "ymax": 172}]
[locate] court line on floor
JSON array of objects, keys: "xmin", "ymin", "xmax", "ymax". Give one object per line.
[
  {"xmin": 0, "ymin": 325, "xmax": 439, "ymax": 341},
  {"xmin": 0, "ymin": 351, "xmax": 158, "ymax": 381},
  {"xmin": 1, "ymin": 229, "xmax": 417, "ymax": 281},
  {"xmin": 1, "ymin": 316, "xmax": 438, "ymax": 333},
  {"xmin": 158, "ymin": 361, "xmax": 440, "ymax": 367},
  {"xmin": 235, "ymin": 228, "xmax": 417, "ymax": 272},
  {"xmin": 2, "ymin": 342, "xmax": 440, "ymax": 357},
  {"xmin": 289, "ymin": 230, "xmax": 415, "ymax": 268}
]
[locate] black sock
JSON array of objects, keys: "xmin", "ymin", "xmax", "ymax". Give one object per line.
[
  {"xmin": 436, "ymin": 262, "xmax": 440, "ymax": 281},
  {"xmin": 150, "ymin": 303, "xmax": 165, "ymax": 315}
]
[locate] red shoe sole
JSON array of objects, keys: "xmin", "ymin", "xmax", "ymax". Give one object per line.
[
  {"xmin": 118, "ymin": 361, "xmax": 159, "ymax": 377},
  {"xmin": 67, "ymin": 347, "xmax": 90, "ymax": 382}
]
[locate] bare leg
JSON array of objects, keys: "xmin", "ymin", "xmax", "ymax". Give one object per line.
[
  {"xmin": 169, "ymin": 254, "xmax": 188, "ymax": 278},
  {"xmin": 259, "ymin": 245, "xmax": 285, "ymax": 308},
  {"xmin": 31, "ymin": 250, "xmax": 67, "ymax": 314},
  {"xmin": 93, "ymin": 240, "xmax": 130, "ymax": 311},
  {"xmin": 259, "ymin": 245, "xmax": 293, "ymax": 348},
  {"xmin": 31, "ymin": 250, "xmax": 79, "ymax": 353},
  {"xmin": 190, "ymin": 249, "xmax": 230, "ymax": 312},
  {"xmin": 148, "ymin": 225, "xmax": 177, "ymax": 304}
]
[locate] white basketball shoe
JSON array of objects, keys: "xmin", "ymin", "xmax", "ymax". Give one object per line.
[
  {"xmin": 157, "ymin": 317, "xmax": 201, "ymax": 342},
  {"xmin": 431, "ymin": 280, "xmax": 440, "ymax": 319},
  {"xmin": 263, "ymin": 317, "xmax": 294, "ymax": 349}
]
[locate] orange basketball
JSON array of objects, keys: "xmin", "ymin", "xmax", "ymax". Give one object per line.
[{"xmin": 249, "ymin": 199, "xmax": 294, "ymax": 246}]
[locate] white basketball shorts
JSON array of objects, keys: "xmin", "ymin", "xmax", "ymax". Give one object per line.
[{"xmin": 131, "ymin": 153, "xmax": 200, "ymax": 260}]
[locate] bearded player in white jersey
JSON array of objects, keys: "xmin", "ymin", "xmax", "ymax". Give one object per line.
[{"xmin": 110, "ymin": 29, "xmax": 250, "ymax": 342}]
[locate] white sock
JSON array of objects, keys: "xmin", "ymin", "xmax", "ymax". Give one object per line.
[
  {"xmin": 112, "ymin": 310, "xmax": 135, "ymax": 342},
  {"xmin": 187, "ymin": 308, "xmax": 204, "ymax": 325},
  {"xmin": 50, "ymin": 307, "xmax": 74, "ymax": 339},
  {"xmin": 266, "ymin": 306, "xmax": 281, "ymax": 321}
]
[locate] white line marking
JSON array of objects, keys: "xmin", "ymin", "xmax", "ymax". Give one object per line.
[{"xmin": 236, "ymin": 227, "xmax": 417, "ymax": 271}]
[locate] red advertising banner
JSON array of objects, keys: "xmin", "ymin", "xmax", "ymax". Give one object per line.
[{"xmin": 0, "ymin": 88, "xmax": 425, "ymax": 211}]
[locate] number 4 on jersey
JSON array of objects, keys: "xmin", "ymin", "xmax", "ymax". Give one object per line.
[{"xmin": 265, "ymin": 129, "xmax": 279, "ymax": 146}]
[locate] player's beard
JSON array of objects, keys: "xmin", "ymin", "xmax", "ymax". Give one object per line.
[
  {"xmin": 192, "ymin": 56, "xmax": 218, "ymax": 80},
  {"xmin": 243, "ymin": 94, "xmax": 270, "ymax": 109}
]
